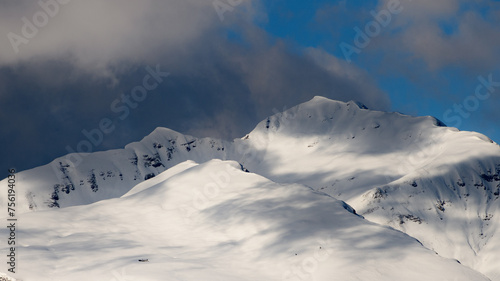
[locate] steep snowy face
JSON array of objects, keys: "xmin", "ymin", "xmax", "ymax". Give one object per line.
[{"xmin": 0, "ymin": 160, "xmax": 490, "ymax": 281}]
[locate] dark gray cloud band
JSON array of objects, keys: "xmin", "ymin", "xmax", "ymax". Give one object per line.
[{"xmin": 0, "ymin": 0, "xmax": 390, "ymax": 173}]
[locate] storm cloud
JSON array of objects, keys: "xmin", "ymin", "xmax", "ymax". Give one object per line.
[{"xmin": 0, "ymin": 0, "xmax": 390, "ymax": 173}]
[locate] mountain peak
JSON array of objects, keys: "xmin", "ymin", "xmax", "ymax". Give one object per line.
[
  {"xmin": 307, "ymin": 96, "xmax": 368, "ymax": 109},
  {"xmin": 305, "ymin": 96, "xmax": 364, "ymax": 108},
  {"xmin": 2, "ymin": 96, "xmax": 500, "ymax": 280}
]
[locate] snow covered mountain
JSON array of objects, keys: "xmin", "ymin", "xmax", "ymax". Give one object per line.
[
  {"xmin": 0, "ymin": 160, "xmax": 493, "ymax": 281},
  {"xmin": 1, "ymin": 96, "xmax": 500, "ymax": 280},
  {"xmin": 236, "ymin": 97, "xmax": 500, "ymax": 280}
]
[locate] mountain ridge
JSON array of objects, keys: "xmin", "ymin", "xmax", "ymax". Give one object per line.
[
  {"xmin": 2, "ymin": 96, "xmax": 500, "ymax": 279},
  {"xmin": 0, "ymin": 159, "xmax": 493, "ymax": 281}
]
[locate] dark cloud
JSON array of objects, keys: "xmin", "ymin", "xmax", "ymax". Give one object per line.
[{"xmin": 0, "ymin": 0, "xmax": 390, "ymax": 173}]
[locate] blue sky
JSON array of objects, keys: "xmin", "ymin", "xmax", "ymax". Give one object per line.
[
  {"xmin": 258, "ymin": 0, "xmax": 500, "ymax": 140},
  {"xmin": 0, "ymin": 0, "xmax": 499, "ymax": 173}
]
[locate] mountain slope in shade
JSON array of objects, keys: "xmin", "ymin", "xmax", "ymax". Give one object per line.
[
  {"xmin": 1, "ymin": 96, "xmax": 500, "ymax": 279},
  {"xmin": 0, "ymin": 160, "xmax": 491, "ymax": 281}
]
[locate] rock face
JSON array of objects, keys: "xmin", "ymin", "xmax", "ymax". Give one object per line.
[{"xmin": 2, "ymin": 96, "xmax": 500, "ymax": 279}]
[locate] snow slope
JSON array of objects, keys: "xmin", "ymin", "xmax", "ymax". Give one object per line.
[
  {"xmin": 1, "ymin": 96, "xmax": 500, "ymax": 279},
  {"xmin": 0, "ymin": 160, "xmax": 491, "ymax": 281},
  {"xmin": 234, "ymin": 96, "xmax": 500, "ymax": 280}
]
